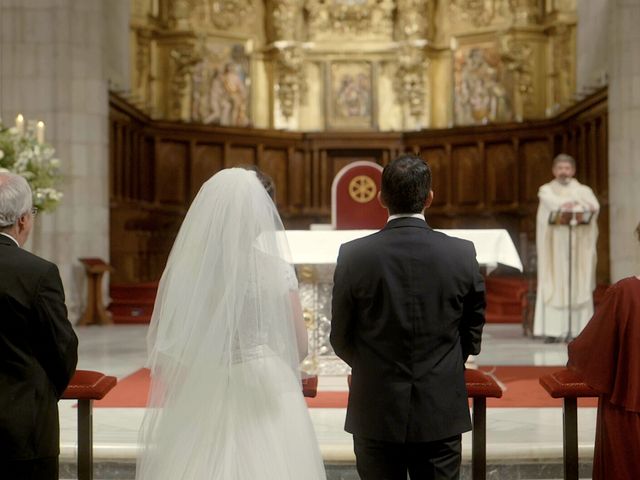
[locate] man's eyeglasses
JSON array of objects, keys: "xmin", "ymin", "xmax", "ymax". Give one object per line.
[{"xmin": 30, "ymin": 207, "xmax": 39, "ymax": 217}]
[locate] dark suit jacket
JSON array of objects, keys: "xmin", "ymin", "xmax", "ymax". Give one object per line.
[
  {"xmin": 330, "ymin": 217, "xmax": 485, "ymax": 443},
  {"xmin": 0, "ymin": 234, "xmax": 78, "ymax": 461}
]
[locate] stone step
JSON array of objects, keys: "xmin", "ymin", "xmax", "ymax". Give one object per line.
[{"xmin": 59, "ymin": 459, "xmax": 594, "ymax": 480}]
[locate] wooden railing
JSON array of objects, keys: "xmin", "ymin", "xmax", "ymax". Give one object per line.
[
  {"xmin": 109, "ymin": 89, "xmax": 608, "ymax": 284},
  {"xmin": 62, "ymin": 371, "xmax": 118, "ymax": 480},
  {"xmin": 539, "ymin": 368, "xmax": 598, "ymax": 480}
]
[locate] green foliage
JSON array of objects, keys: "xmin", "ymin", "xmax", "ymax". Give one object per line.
[{"xmin": 0, "ymin": 122, "xmax": 63, "ymax": 212}]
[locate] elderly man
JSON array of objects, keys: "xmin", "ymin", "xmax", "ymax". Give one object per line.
[
  {"xmin": 0, "ymin": 172, "xmax": 78, "ymax": 479},
  {"xmin": 534, "ymin": 153, "xmax": 599, "ymax": 342}
]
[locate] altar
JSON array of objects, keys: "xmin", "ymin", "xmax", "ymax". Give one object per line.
[{"xmin": 286, "ymin": 229, "xmax": 523, "ymax": 374}]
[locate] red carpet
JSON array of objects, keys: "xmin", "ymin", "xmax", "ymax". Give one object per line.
[{"xmin": 93, "ymin": 366, "xmax": 598, "ymax": 409}]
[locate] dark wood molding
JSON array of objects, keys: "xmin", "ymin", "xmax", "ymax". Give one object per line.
[{"xmin": 109, "ymin": 89, "xmax": 609, "ymax": 284}]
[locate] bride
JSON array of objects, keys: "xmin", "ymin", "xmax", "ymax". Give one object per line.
[{"xmin": 136, "ymin": 168, "xmax": 326, "ymax": 479}]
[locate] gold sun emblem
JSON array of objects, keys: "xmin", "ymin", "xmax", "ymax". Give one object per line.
[{"xmin": 348, "ymin": 175, "xmax": 377, "ymax": 203}]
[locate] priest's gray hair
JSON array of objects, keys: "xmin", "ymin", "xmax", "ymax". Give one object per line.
[
  {"xmin": 0, "ymin": 172, "xmax": 33, "ymax": 228},
  {"xmin": 552, "ymin": 153, "xmax": 576, "ymax": 168}
]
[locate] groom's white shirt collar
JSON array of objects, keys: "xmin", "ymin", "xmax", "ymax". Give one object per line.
[
  {"xmin": 0, "ymin": 232, "xmax": 19, "ymax": 247},
  {"xmin": 387, "ymin": 213, "xmax": 425, "ymax": 223}
]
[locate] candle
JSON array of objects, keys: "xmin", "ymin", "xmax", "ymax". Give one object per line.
[
  {"xmin": 36, "ymin": 121, "xmax": 45, "ymax": 143},
  {"xmin": 15, "ymin": 114, "xmax": 24, "ymax": 136}
]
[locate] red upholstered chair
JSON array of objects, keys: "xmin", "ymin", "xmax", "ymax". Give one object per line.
[{"xmin": 331, "ymin": 161, "xmax": 387, "ymax": 229}]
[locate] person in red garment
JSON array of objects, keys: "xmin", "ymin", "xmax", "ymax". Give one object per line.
[{"xmin": 567, "ymin": 221, "xmax": 640, "ymax": 480}]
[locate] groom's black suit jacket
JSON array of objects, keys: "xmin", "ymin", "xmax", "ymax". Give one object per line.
[
  {"xmin": 331, "ymin": 217, "xmax": 485, "ymax": 442},
  {"xmin": 0, "ymin": 234, "xmax": 78, "ymax": 462}
]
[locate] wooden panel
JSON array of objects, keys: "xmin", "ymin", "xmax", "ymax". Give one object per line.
[
  {"xmin": 486, "ymin": 143, "xmax": 517, "ymax": 206},
  {"xmin": 109, "ymin": 88, "xmax": 610, "ymax": 283},
  {"xmin": 259, "ymin": 148, "xmax": 288, "ymax": 206},
  {"xmin": 141, "ymin": 138, "xmax": 155, "ymax": 202},
  {"xmin": 287, "ymin": 149, "xmax": 306, "ymax": 208},
  {"xmin": 520, "ymin": 140, "xmax": 552, "ymax": 203},
  {"xmin": 227, "ymin": 146, "xmax": 255, "ymax": 167},
  {"xmin": 156, "ymin": 141, "xmax": 188, "ymax": 204},
  {"xmin": 192, "ymin": 144, "xmax": 223, "ymax": 199},
  {"xmin": 451, "ymin": 145, "xmax": 483, "ymax": 206},
  {"xmin": 421, "ymin": 147, "xmax": 448, "ymax": 207}
]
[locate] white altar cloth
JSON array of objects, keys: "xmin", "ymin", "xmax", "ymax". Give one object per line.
[{"xmin": 285, "ymin": 229, "xmax": 523, "ymax": 271}]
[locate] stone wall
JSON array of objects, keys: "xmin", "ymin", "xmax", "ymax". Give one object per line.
[
  {"xmin": 608, "ymin": 0, "xmax": 640, "ymax": 281},
  {"xmin": 0, "ymin": 0, "xmax": 129, "ymax": 320}
]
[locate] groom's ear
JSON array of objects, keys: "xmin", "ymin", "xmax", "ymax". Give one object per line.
[
  {"xmin": 424, "ymin": 190, "xmax": 434, "ymax": 210},
  {"xmin": 377, "ymin": 191, "xmax": 387, "ymax": 209}
]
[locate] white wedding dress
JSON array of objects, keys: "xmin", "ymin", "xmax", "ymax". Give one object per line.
[{"xmin": 136, "ymin": 169, "xmax": 326, "ymax": 480}]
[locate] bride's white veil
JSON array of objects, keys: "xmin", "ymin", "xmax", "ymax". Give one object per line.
[{"xmin": 137, "ymin": 168, "xmax": 305, "ymax": 479}]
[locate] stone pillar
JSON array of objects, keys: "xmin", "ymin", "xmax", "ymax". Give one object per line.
[
  {"xmin": 576, "ymin": 0, "xmax": 608, "ymax": 93},
  {"xmin": 0, "ymin": 0, "xmax": 130, "ymax": 320},
  {"xmin": 608, "ymin": 1, "xmax": 640, "ymax": 280}
]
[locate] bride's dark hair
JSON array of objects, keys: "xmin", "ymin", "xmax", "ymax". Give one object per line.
[{"xmin": 240, "ymin": 165, "xmax": 276, "ymax": 200}]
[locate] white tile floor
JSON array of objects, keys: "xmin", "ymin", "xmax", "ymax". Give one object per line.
[{"xmin": 59, "ymin": 324, "xmax": 597, "ymax": 466}]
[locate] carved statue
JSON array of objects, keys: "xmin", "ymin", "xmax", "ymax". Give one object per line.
[
  {"xmin": 190, "ymin": 44, "xmax": 250, "ymax": 127},
  {"xmin": 275, "ymin": 46, "xmax": 306, "ymax": 119}
]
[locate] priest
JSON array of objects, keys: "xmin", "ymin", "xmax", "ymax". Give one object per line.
[{"xmin": 534, "ymin": 153, "xmax": 599, "ymax": 342}]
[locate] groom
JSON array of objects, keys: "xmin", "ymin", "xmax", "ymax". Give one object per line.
[{"xmin": 331, "ymin": 154, "xmax": 485, "ymax": 479}]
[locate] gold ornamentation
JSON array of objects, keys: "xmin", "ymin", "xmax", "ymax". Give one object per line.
[
  {"xmin": 270, "ymin": 0, "xmax": 300, "ymax": 41},
  {"xmin": 303, "ymin": 308, "xmax": 315, "ymax": 329},
  {"xmin": 186, "ymin": 0, "xmax": 254, "ymax": 31},
  {"xmin": 550, "ymin": 24, "xmax": 574, "ymax": 111},
  {"xmin": 450, "ymin": 0, "xmax": 499, "ymax": 28},
  {"xmin": 500, "ymin": 37, "xmax": 534, "ymax": 119},
  {"xmin": 348, "ymin": 175, "xmax": 377, "ymax": 203},
  {"xmin": 304, "ymin": 0, "xmax": 395, "ymax": 41},
  {"xmin": 275, "ymin": 46, "xmax": 306, "ymax": 119},
  {"xmin": 508, "ymin": 0, "xmax": 540, "ymax": 25},
  {"xmin": 169, "ymin": 47, "xmax": 200, "ymax": 120},
  {"xmin": 394, "ymin": 45, "xmax": 427, "ymax": 119},
  {"xmin": 396, "ymin": 0, "xmax": 430, "ymax": 40}
]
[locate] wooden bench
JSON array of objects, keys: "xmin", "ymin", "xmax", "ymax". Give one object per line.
[
  {"xmin": 539, "ymin": 368, "xmax": 598, "ymax": 480},
  {"xmin": 62, "ymin": 370, "xmax": 118, "ymax": 480}
]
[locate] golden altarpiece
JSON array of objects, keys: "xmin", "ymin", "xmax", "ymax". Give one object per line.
[
  {"xmin": 129, "ymin": 0, "xmax": 577, "ymax": 131},
  {"xmin": 127, "ymin": 0, "xmax": 578, "ymax": 373}
]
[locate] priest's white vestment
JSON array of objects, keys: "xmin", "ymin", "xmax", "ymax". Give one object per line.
[{"xmin": 534, "ymin": 178, "xmax": 599, "ymax": 338}]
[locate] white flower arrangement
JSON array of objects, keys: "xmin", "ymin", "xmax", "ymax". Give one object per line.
[{"xmin": 0, "ymin": 117, "xmax": 63, "ymax": 212}]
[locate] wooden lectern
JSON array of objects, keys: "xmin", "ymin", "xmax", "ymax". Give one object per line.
[
  {"xmin": 78, "ymin": 258, "xmax": 113, "ymax": 326},
  {"xmin": 547, "ymin": 210, "xmax": 594, "ymax": 342}
]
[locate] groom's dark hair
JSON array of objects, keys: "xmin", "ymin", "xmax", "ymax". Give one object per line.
[{"xmin": 381, "ymin": 154, "xmax": 431, "ymax": 215}]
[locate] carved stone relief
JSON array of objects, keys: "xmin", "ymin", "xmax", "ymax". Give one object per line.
[
  {"xmin": 550, "ymin": 24, "xmax": 573, "ymax": 110},
  {"xmin": 450, "ymin": 0, "xmax": 501, "ymax": 28},
  {"xmin": 304, "ymin": 0, "xmax": 395, "ymax": 41},
  {"xmin": 274, "ymin": 46, "xmax": 307, "ymax": 119},
  {"xmin": 394, "ymin": 45, "xmax": 427, "ymax": 119},
  {"xmin": 454, "ymin": 43, "xmax": 513, "ymax": 125},
  {"xmin": 270, "ymin": 0, "xmax": 300, "ymax": 41},
  {"xmin": 396, "ymin": 0, "xmax": 430, "ymax": 40},
  {"xmin": 508, "ymin": 0, "xmax": 540, "ymax": 25},
  {"xmin": 500, "ymin": 36, "xmax": 534, "ymax": 119},
  {"xmin": 169, "ymin": 46, "xmax": 200, "ymax": 120}
]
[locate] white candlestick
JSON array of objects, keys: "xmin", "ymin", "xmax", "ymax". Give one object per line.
[
  {"xmin": 15, "ymin": 114, "xmax": 24, "ymax": 136},
  {"xmin": 36, "ymin": 121, "xmax": 45, "ymax": 143}
]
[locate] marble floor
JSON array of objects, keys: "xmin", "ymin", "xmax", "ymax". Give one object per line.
[{"xmin": 59, "ymin": 324, "xmax": 597, "ymax": 479}]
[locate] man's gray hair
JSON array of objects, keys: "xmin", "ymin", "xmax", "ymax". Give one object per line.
[
  {"xmin": 552, "ymin": 153, "xmax": 576, "ymax": 168},
  {"xmin": 0, "ymin": 172, "xmax": 33, "ymax": 228}
]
